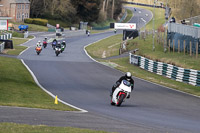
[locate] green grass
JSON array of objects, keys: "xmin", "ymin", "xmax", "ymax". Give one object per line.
[
  {"xmin": 90, "ymin": 8, "xmax": 133, "ymax": 34},
  {"xmin": 27, "ymin": 24, "xmax": 48, "ymax": 31},
  {"xmin": 12, "ymin": 22, "xmax": 48, "ymax": 32},
  {"xmin": 0, "ymin": 56, "xmax": 77, "ymax": 111},
  {"xmin": 126, "ymin": 35, "xmax": 200, "ymax": 70},
  {"xmin": 122, "ymin": 9, "xmax": 133, "ymax": 23},
  {"xmin": 48, "ymin": 19, "xmax": 72, "ymax": 28},
  {"xmin": 12, "ymin": 31, "xmax": 24, "ymax": 38},
  {"xmin": 5, "ymin": 38, "xmax": 29, "ymax": 55},
  {"xmin": 85, "ymin": 34, "xmax": 122, "ymax": 58},
  {"xmin": 0, "ymin": 123, "xmax": 112, "ymax": 133}
]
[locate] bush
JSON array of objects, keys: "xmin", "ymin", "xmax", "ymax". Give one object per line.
[
  {"xmin": 32, "ymin": 18, "xmax": 48, "ymax": 26},
  {"xmin": 24, "ymin": 18, "xmax": 33, "ymax": 24},
  {"xmin": 12, "ymin": 31, "xmax": 24, "ymax": 38},
  {"xmin": 24, "ymin": 18, "xmax": 48, "ymax": 26}
]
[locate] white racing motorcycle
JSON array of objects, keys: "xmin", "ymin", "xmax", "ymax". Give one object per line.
[
  {"xmin": 55, "ymin": 47, "xmax": 61, "ymax": 56},
  {"xmin": 110, "ymin": 80, "xmax": 132, "ymax": 106}
]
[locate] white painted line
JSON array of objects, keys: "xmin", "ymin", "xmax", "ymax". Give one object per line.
[
  {"xmin": 19, "ymin": 35, "xmax": 36, "ymax": 56},
  {"xmin": 21, "ymin": 59, "xmax": 88, "ymax": 113}
]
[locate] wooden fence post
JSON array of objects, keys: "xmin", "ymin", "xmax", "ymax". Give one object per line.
[
  {"xmin": 178, "ymin": 40, "xmax": 180, "ymax": 53},
  {"xmin": 196, "ymin": 42, "xmax": 198, "ymax": 58},
  {"xmin": 190, "ymin": 41, "xmax": 192, "ymax": 56},
  {"xmin": 168, "ymin": 39, "xmax": 171, "ymax": 52},
  {"xmin": 184, "ymin": 40, "xmax": 185, "ymax": 55},
  {"xmin": 173, "ymin": 40, "xmax": 175, "ymax": 53}
]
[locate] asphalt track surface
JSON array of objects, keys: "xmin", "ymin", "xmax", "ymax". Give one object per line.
[{"xmin": 1, "ymin": 7, "xmax": 200, "ymax": 133}]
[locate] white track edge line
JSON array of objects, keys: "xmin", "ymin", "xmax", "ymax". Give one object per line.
[{"xmin": 21, "ymin": 59, "xmax": 88, "ymax": 113}]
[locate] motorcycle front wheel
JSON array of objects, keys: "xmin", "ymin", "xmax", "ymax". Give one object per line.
[
  {"xmin": 116, "ymin": 94, "xmax": 125, "ymax": 106},
  {"xmin": 110, "ymin": 99, "xmax": 115, "ymax": 105}
]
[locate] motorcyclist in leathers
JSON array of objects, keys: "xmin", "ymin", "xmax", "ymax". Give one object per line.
[
  {"xmin": 111, "ymin": 72, "xmax": 134, "ymax": 98},
  {"xmin": 56, "ymin": 42, "xmax": 61, "ymax": 48}
]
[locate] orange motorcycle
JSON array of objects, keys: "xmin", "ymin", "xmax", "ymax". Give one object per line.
[{"xmin": 36, "ymin": 47, "xmax": 42, "ymax": 55}]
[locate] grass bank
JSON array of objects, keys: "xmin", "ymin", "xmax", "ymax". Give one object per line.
[
  {"xmin": 4, "ymin": 38, "xmax": 29, "ymax": 55},
  {"xmin": 0, "ymin": 56, "xmax": 77, "ymax": 111},
  {"xmin": 0, "ymin": 123, "xmax": 111, "ymax": 133},
  {"xmin": 86, "ymin": 34, "xmax": 122, "ymax": 58},
  {"xmin": 90, "ymin": 8, "xmax": 133, "ymax": 34},
  {"xmin": 122, "ymin": 9, "xmax": 133, "ymax": 23},
  {"xmin": 13, "ymin": 23, "xmax": 48, "ymax": 32}
]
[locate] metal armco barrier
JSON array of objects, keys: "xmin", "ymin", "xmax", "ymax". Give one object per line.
[{"xmin": 129, "ymin": 53, "xmax": 200, "ymax": 86}]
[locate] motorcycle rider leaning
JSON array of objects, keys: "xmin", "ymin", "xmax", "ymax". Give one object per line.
[
  {"xmin": 61, "ymin": 41, "xmax": 66, "ymax": 46},
  {"xmin": 36, "ymin": 41, "xmax": 42, "ymax": 48},
  {"xmin": 44, "ymin": 37, "xmax": 47, "ymax": 42},
  {"xmin": 111, "ymin": 72, "xmax": 134, "ymax": 98},
  {"xmin": 56, "ymin": 42, "xmax": 61, "ymax": 48}
]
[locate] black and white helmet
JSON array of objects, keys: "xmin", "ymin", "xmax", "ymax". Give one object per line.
[{"xmin": 125, "ymin": 72, "xmax": 132, "ymax": 81}]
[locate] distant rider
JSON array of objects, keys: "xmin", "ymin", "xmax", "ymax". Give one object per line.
[
  {"xmin": 53, "ymin": 38, "xmax": 57, "ymax": 43},
  {"xmin": 61, "ymin": 40, "xmax": 66, "ymax": 47},
  {"xmin": 110, "ymin": 72, "xmax": 134, "ymax": 98},
  {"xmin": 56, "ymin": 42, "xmax": 61, "ymax": 48},
  {"xmin": 44, "ymin": 37, "xmax": 47, "ymax": 42},
  {"xmin": 36, "ymin": 41, "xmax": 42, "ymax": 48}
]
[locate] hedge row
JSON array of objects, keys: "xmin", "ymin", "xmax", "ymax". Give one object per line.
[{"xmin": 24, "ymin": 18, "xmax": 48, "ymax": 26}]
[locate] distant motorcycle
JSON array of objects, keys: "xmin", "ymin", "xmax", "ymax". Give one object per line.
[
  {"xmin": 110, "ymin": 80, "xmax": 132, "ymax": 106},
  {"xmin": 61, "ymin": 44, "xmax": 66, "ymax": 53},
  {"xmin": 35, "ymin": 47, "xmax": 42, "ymax": 55},
  {"xmin": 43, "ymin": 41, "xmax": 47, "ymax": 48},
  {"xmin": 55, "ymin": 47, "xmax": 61, "ymax": 56}
]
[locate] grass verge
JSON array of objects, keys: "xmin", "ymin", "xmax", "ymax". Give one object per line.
[
  {"xmin": 85, "ymin": 34, "xmax": 122, "ymax": 58},
  {"xmin": 5, "ymin": 38, "xmax": 29, "ymax": 55},
  {"xmin": 90, "ymin": 8, "xmax": 133, "ymax": 34},
  {"xmin": 0, "ymin": 123, "xmax": 112, "ymax": 133},
  {"xmin": 122, "ymin": 9, "xmax": 133, "ymax": 23},
  {"xmin": 0, "ymin": 56, "xmax": 77, "ymax": 111},
  {"xmin": 13, "ymin": 23, "xmax": 48, "ymax": 32}
]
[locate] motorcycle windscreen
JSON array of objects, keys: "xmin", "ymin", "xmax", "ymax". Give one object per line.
[{"xmin": 119, "ymin": 80, "xmax": 132, "ymax": 92}]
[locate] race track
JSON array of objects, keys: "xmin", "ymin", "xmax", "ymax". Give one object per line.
[{"xmin": 2, "ymin": 7, "xmax": 200, "ymax": 133}]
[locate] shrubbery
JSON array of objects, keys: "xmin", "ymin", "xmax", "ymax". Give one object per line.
[{"xmin": 24, "ymin": 18, "xmax": 48, "ymax": 26}]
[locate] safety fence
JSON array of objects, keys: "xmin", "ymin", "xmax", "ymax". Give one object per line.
[
  {"xmin": 0, "ymin": 33, "xmax": 12, "ymax": 40},
  {"xmin": 129, "ymin": 53, "xmax": 200, "ymax": 86},
  {"xmin": 168, "ymin": 23, "xmax": 200, "ymax": 39},
  {"xmin": 0, "ymin": 42, "xmax": 5, "ymax": 53}
]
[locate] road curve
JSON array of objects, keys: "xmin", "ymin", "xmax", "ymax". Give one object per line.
[{"xmin": 1, "ymin": 6, "xmax": 200, "ymax": 133}]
